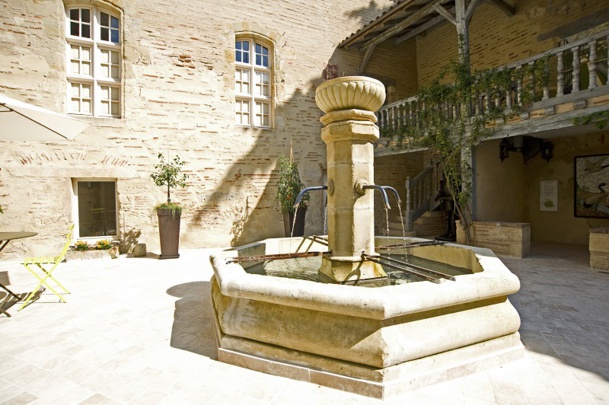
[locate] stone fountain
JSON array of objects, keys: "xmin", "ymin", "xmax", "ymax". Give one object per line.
[{"xmin": 210, "ymin": 76, "xmax": 523, "ymax": 399}]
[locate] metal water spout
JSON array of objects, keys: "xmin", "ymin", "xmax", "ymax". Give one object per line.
[
  {"xmin": 355, "ymin": 180, "xmax": 391, "ymax": 209},
  {"xmin": 381, "ymin": 186, "xmax": 401, "ymax": 207},
  {"xmin": 293, "ymin": 186, "xmax": 328, "ymax": 209}
]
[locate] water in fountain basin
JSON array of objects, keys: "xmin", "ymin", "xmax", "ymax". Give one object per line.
[{"xmin": 244, "ymin": 254, "xmax": 471, "ymax": 287}]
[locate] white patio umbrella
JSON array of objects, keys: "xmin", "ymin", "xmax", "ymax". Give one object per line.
[{"xmin": 0, "ymin": 94, "xmax": 89, "ymax": 141}]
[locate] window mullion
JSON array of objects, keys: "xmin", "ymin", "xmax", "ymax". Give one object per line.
[{"xmin": 250, "ymin": 63, "xmax": 255, "ymax": 126}]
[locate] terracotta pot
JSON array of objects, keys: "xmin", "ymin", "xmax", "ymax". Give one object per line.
[
  {"xmin": 283, "ymin": 208, "xmax": 306, "ymax": 237},
  {"xmin": 157, "ymin": 208, "xmax": 181, "ymax": 259}
]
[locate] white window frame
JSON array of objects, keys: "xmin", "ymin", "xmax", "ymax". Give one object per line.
[
  {"xmin": 71, "ymin": 178, "xmax": 119, "ymax": 241},
  {"xmin": 235, "ymin": 36, "xmax": 273, "ymax": 128},
  {"xmin": 66, "ymin": 5, "xmax": 122, "ymax": 118}
]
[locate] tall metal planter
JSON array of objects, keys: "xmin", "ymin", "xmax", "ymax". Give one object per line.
[
  {"xmin": 157, "ymin": 208, "xmax": 181, "ymax": 259},
  {"xmin": 283, "ymin": 208, "xmax": 306, "ymax": 237}
]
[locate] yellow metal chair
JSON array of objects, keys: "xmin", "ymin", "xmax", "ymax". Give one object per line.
[{"xmin": 19, "ymin": 224, "xmax": 74, "ymax": 310}]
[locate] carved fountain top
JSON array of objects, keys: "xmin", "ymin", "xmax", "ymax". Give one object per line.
[{"xmin": 315, "ymin": 76, "xmax": 386, "ymax": 114}]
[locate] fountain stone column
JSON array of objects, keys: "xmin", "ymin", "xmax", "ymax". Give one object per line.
[{"xmin": 315, "ymin": 77, "xmax": 387, "ymax": 282}]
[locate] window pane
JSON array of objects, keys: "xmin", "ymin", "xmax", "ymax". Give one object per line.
[
  {"xmin": 255, "ymin": 102, "xmax": 270, "ymax": 127},
  {"xmin": 82, "ymin": 24, "xmax": 90, "ymax": 38},
  {"xmin": 70, "ymin": 9, "xmax": 79, "ymax": 20},
  {"xmin": 71, "ymin": 45, "xmax": 91, "ymax": 76},
  {"xmin": 70, "ymin": 82, "xmax": 92, "ymax": 114},
  {"xmin": 255, "ymin": 44, "xmax": 269, "ymax": 67},
  {"xmin": 235, "ymin": 100, "xmax": 250, "ymax": 125},
  {"xmin": 235, "ymin": 69, "xmax": 250, "ymax": 94},
  {"xmin": 255, "ymin": 71, "xmax": 270, "ymax": 96},
  {"xmin": 100, "ymin": 86, "xmax": 120, "ymax": 116},
  {"xmin": 77, "ymin": 181, "xmax": 117, "ymax": 237},
  {"xmin": 71, "ymin": 83, "xmax": 80, "ymax": 97},
  {"xmin": 70, "ymin": 21, "xmax": 79, "ymax": 36},
  {"xmin": 82, "ymin": 9, "xmax": 90, "ymax": 23},
  {"xmin": 235, "ymin": 41, "xmax": 250, "ymax": 64},
  {"xmin": 100, "ymin": 12, "xmax": 120, "ymax": 43}
]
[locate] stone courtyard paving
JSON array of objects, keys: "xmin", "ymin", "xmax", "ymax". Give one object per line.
[{"xmin": 0, "ymin": 242, "xmax": 607, "ymax": 404}]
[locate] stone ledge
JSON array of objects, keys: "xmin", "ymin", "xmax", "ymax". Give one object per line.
[
  {"xmin": 456, "ymin": 221, "xmax": 530, "ymax": 258},
  {"xmin": 590, "ymin": 228, "xmax": 609, "ymax": 270}
]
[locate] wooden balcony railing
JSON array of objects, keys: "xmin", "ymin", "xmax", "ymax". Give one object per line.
[
  {"xmin": 404, "ymin": 161, "xmax": 441, "ymax": 232},
  {"xmin": 377, "ymin": 28, "xmax": 609, "ymax": 136}
]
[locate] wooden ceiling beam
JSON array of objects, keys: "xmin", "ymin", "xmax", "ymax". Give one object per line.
[
  {"xmin": 358, "ymin": 44, "xmax": 376, "ymax": 74},
  {"xmin": 484, "ymin": 0, "xmax": 515, "ymax": 16},
  {"xmin": 433, "ymin": 4, "xmax": 456, "ymax": 25},
  {"xmin": 358, "ymin": 0, "xmax": 451, "ymax": 50},
  {"xmin": 395, "ymin": 7, "xmax": 455, "ymax": 44}
]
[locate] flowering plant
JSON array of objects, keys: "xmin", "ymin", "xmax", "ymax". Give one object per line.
[{"xmin": 275, "ymin": 155, "xmax": 308, "ymax": 214}]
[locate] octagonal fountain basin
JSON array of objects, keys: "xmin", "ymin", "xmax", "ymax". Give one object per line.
[{"xmin": 210, "ymin": 236, "xmax": 523, "ymax": 399}]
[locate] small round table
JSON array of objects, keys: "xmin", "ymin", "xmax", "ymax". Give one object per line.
[{"xmin": 0, "ymin": 231, "xmax": 38, "ymax": 302}]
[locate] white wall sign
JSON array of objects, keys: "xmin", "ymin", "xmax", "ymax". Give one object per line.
[{"xmin": 540, "ymin": 180, "xmax": 558, "ymax": 211}]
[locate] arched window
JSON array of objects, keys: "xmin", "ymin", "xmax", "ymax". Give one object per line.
[
  {"xmin": 66, "ymin": 5, "xmax": 121, "ymax": 117},
  {"xmin": 235, "ymin": 36, "xmax": 273, "ymax": 128}
]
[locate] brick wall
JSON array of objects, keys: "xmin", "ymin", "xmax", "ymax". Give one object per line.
[
  {"xmin": 417, "ymin": 0, "xmax": 609, "ymax": 86},
  {"xmin": 0, "ymin": 0, "xmax": 395, "ymax": 257}
]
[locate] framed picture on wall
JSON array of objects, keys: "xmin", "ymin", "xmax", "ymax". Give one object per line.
[
  {"xmin": 540, "ymin": 180, "xmax": 558, "ymax": 211},
  {"xmin": 574, "ymin": 154, "xmax": 609, "ymax": 218}
]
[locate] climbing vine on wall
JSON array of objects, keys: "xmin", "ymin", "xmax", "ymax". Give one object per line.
[{"xmin": 381, "ymin": 53, "xmax": 550, "ymax": 239}]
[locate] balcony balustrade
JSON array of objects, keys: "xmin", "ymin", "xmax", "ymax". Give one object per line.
[{"xmin": 377, "ymin": 29, "xmax": 609, "ymax": 141}]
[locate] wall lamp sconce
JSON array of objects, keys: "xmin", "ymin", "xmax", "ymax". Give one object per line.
[
  {"xmin": 499, "ymin": 139, "xmax": 511, "ymax": 161},
  {"xmin": 541, "ymin": 141, "xmax": 554, "ymax": 162},
  {"xmin": 500, "ymin": 137, "xmax": 554, "ymax": 163}
]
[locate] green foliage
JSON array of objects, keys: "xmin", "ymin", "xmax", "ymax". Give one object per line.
[
  {"xmin": 574, "ymin": 109, "xmax": 609, "ymax": 129},
  {"xmin": 153, "ymin": 201, "xmax": 183, "ymax": 216},
  {"xmin": 95, "ymin": 239, "xmax": 113, "ymax": 250},
  {"xmin": 275, "ymin": 155, "xmax": 308, "ymax": 214},
  {"xmin": 150, "ymin": 153, "xmax": 189, "ymax": 206},
  {"xmin": 381, "ymin": 54, "xmax": 551, "ymax": 234},
  {"xmin": 74, "ymin": 240, "xmax": 90, "ymax": 251}
]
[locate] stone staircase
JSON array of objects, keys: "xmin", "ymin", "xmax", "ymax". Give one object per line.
[
  {"xmin": 383, "ymin": 210, "xmax": 445, "ymax": 238},
  {"xmin": 375, "ymin": 161, "xmax": 450, "ymax": 239}
]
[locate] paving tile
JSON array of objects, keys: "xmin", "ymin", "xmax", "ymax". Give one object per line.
[
  {"xmin": 1, "ymin": 245, "xmax": 608, "ymax": 404},
  {"xmin": 0, "ymin": 384, "xmax": 34, "ymax": 405},
  {"xmin": 0, "ymin": 391, "xmax": 37, "ymax": 405}
]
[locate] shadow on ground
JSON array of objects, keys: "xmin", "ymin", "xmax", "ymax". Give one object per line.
[
  {"xmin": 167, "ymin": 281, "xmax": 217, "ymax": 359},
  {"xmin": 503, "ymin": 242, "xmax": 609, "ymax": 383}
]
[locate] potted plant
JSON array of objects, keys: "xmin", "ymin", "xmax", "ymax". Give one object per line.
[
  {"xmin": 151, "ymin": 153, "xmax": 188, "ymax": 259},
  {"xmin": 275, "ymin": 155, "xmax": 308, "ymax": 237}
]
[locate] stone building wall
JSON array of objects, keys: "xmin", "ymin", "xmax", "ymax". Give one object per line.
[{"xmin": 0, "ymin": 0, "xmax": 395, "ymax": 258}]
